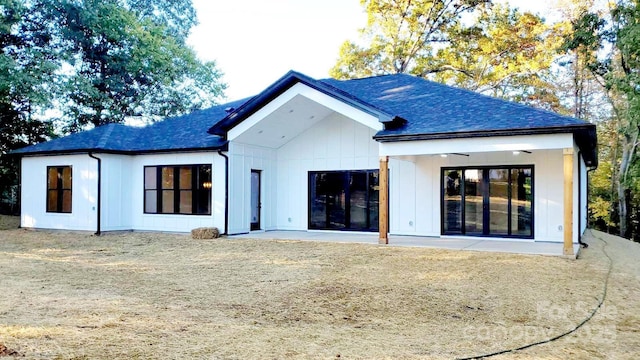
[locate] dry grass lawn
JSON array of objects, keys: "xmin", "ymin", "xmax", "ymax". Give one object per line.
[
  {"xmin": 0, "ymin": 215, "xmax": 19, "ymax": 231},
  {"xmin": 0, "ymin": 217, "xmax": 638, "ymax": 359}
]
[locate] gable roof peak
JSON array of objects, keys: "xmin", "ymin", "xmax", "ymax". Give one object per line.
[{"xmin": 207, "ymin": 70, "xmax": 396, "ymax": 136}]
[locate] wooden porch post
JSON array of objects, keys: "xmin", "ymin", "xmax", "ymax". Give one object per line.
[
  {"xmin": 379, "ymin": 156, "xmax": 389, "ymax": 244},
  {"xmin": 563, "ymin": 148, "xmax": 574, "ymax": 256}
]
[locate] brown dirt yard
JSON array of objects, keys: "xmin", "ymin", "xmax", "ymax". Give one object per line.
[{"xmin": 0, "ymin": 218, "xmax": 638, "ymax": 359}]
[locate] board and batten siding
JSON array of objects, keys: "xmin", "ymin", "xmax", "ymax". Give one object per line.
[
  {"xmin": 97, "ymin": 154, "xmax": 134, "ymax": 231},
  {"xmin": 276, "ymin": 112, "xmax": 380, "ymax": 231},
  {"xmin": 129, "ymin": 152, "xmax": 225, "ymax": 233},
  {"xmin": 22, "ymin": 152, "xmax": 225, "ymax": 233},
  {"xmin": 227, "ymin": 143, "xmax": 277, "ymax": 234},
  {"xmin": 21, "ymin": 154, "xmax": 98, "ymax": 231},
  {"xmin": 579, "ymin": 151, "xmax": 588, "ymax": 237}
]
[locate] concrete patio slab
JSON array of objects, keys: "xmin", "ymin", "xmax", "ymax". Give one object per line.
[{"xmin": 229, "ymin": 231, "xmax": 580, "ymax": 257}]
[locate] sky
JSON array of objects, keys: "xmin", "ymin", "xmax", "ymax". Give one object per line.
[{"xmin": 187, "ymin": 0, "xmax": 556, "ymax": 102}]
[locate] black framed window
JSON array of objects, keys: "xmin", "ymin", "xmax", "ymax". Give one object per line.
[
  {"xmin": 144, "ymin": 164, "xmax": 211, "ymax": 215},
  {"xmin": 309, "ymin": 170, "xmax": 379, "ymax": 231},
  {"xmin": 442, "ymin": 166, "xmax": 533, "ymax": 238},
  {"xmin": 47, "ymin": 166, "xmax": 72, "ymax": 213}
]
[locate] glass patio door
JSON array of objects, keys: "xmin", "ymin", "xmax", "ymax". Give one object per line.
[
  {"xmin": 442, "ymin": 166, "xmax": 533, "ymax": 238},
  {"xmin": 309, "ymin": 170, "xmax": 379, "ymax": 231}
]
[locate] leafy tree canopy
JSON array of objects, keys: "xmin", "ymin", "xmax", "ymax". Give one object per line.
[
  {"xmin": 433, "ymin": 4, "xmax": 568, "ymax": 111},
  {"xmin": 562, "ymin": 0, "xmax": 640, "ymax": 239},
  {"xmin": 39, "ymin": 0, "xmax": 226, "ymax": 130},
  {"xmin": 0, "ymin": 0, "xmax": 226, "ymax": 211},
  {"xmin": 331, "ymin": 0, "xmax": 567, "ymax": 111},
  {"xmin": 331, "ymin": 0, "xmax": 492, "ymax": 78}
]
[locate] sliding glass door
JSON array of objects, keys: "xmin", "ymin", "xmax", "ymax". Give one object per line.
[
  {"xmin": 442, "ymin": 166, "xmax": 533, "ymax": 238},
  {"xmin": 309, "ymin": 170, "xmax": 379, "ymax": 231}
]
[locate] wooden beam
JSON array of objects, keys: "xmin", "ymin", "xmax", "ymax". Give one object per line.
[
  {"xmin": 379, "ymin": 156, "xmax": 389, "ymax": 244},
  {"xmin": 563, "ymin": 148, "xmax": 574, "ymax": 256}
]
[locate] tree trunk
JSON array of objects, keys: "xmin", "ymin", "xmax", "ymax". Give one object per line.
[
  {"xmin": 617, "ymin": 134, "xmax": 633, "ymax": 238},
  {"xmin": 617, "ymin": 178, "xmax": 628, "ymax": 238},
  {"xmin": 617, "ymin": 126, "xmax": 639, "ymax": 238}
]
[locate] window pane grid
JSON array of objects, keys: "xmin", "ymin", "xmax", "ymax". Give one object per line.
[
  {"xmin": 161, "ymin": 167, "xmax": 174, "ymax": 189},
  {"xmin": 47, "ymin": 190, "xmax": 58, "ymax": 212},
  {"xmin": 179, "ymin": 167, "xmax": 192, "ymax": 190},
  {"xmin": 144, "ymin": 164, "xmax": 211, "ymax": 215},
  {"xmin": 46, "ymin": 166, "xmax": 72, "ymax": 213},
  {"xmin": 144, "ymin": 167, "xmax": 157, "ymax": 189},
  {"xmin": 180, "ymin": 190, "xmax": 193, "ymax": 214},
  {"xmin": 48, "ymin": 168, "xmax": 58, "ymax": 189}
]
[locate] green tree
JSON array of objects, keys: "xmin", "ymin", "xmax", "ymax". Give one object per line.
[
  {"xmin": 125, "ymin": 0, "xmax": 198, "ymax": 41},
  {"xmin": 43, "ymin": 0, "xmax": 225, "ymax": 130},
  {"xmin": 555, "ymin": 0, "xmax": 605, "ymax": 120},
  {"xmin": 565, "ymin": 0, "xmax": 640, "ymax": 239},
  {"xmin": 331, "ymin": 1, "xmax": 565, "ymax": 110},
  {"xmin": 0, "ymin": 0, "xmax": 226, "ymax": 213},
  {"xmin": 330, "ymin": 0, "xmax": 491, "ymax": 78},
  {"xmin": 0, "ymin": 0, "xmax": 57, "ymax": 212},
  {"xmin": 433, "ymin": 4, "xmax": 568, "ymax": 111},
  {"xmin": 552, "ymin": 0, "xmax": 616, "ymax": 233}
]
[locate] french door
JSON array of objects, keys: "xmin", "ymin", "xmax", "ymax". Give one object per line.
[
  {"xmin": 309, "ymin": 170, "xmax": 379, "ymax": 231},
  {"xmin": 442, "ymin": 166, "xmax": 533, "ymax": 238}
]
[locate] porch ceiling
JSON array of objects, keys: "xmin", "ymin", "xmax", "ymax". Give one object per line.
[{"xmin": 232, "ymin": 94, "xmax": 334, "ymax": 149}]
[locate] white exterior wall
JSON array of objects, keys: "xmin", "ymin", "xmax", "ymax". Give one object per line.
[
  {"xmin": 573, "ymin": 142, "xmax": 589, "ymax": 242},
  {"xmin": 21, "ymin": 154, "xmax": 98, "ymax": 231},
  {"xmin": 130, "ymin": 152, "xmax": 225, "ymax": 232},
  {"xmin": 387, "ymin": 136, "xmax": 578, "ymax": 243},
  {"xmin": 99, "ymin": 154, "xmax": 133, "ymax": 231},
  {"xmin": 227, "ymin": 143, "xmax": 277, "ymax": 234},
  {"xmin": 579, "ymin": 153, "xmax": 588, "ymax": 237},
  {"xmin": 21, "ymin": 152, "xmax": 225, "ymax": 233},
  {"xmin": 276, "ymin": 112, "xmax": 379, "ymax": 230},
  {"xmin": 19, "ymin": 131, "xmax": 589, "ymax": 242}
]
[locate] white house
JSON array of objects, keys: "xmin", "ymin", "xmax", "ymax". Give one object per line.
[{"xmin": 14, "ymin": 71, "xmax": 597, "ymax": 255}]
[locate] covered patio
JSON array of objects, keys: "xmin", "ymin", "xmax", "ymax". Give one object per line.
[
  {"xmin": 230, "ymin": 230, "xmax": 581, "ymax": 257},
  {"xmin": 377, "ymin": 134, "xmax": 585, "ymax": 257}
]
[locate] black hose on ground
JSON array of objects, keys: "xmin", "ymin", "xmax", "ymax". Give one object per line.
[{"xmin": 456, "ymin": 229, "xmax": 613, "ymax": 360}]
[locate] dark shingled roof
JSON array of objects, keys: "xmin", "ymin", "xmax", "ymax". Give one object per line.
[
  {"xmin": 321, "ymin": 73, "xmax": 597, "ymax": 166},
  {"xmin": 12, "ymin": 98, "xmax": 247, "ymax": 155},
  {"xmin": 13, "ymin": 71, "xmax": 597, "ymax": 166},
  {"xmin": 322, "ymin": 74, "xmax": 590, "ymax": 137},
  {"xmin": 10, "ymin": 123, "xmax": 140, "ymax": 155},
  {"xmin": 207, "ymin": 71, "xmax": 396, "ymax": 136}
]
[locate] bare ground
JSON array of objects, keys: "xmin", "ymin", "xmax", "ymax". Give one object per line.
[
  {"xmin": 0, "ymin": 219, "xmax": 638, "ymax": 359},
  {"xmin": 0, "ymin": 215, "xmax": 19, "ymax": 231}
]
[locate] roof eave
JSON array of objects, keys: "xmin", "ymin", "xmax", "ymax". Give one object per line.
[
  {"xmin": 374, "ymin": 124, "xmax": 598, "ymax": 167},
  {"xmin": 13, "ymin": 143, "xmax": 229, "ymax": 157}
]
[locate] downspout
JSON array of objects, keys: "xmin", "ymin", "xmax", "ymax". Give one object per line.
[
  {"xmin": 88, "ymin": 153, "xmax": 101, "ymax": 236},
  {"xmin": 217, "ymin": 150, "xmax": 229, "ymax": 236},
  {"xmin": 16, "ymin": 156, "xmax": 21, "ymax": 220}
]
